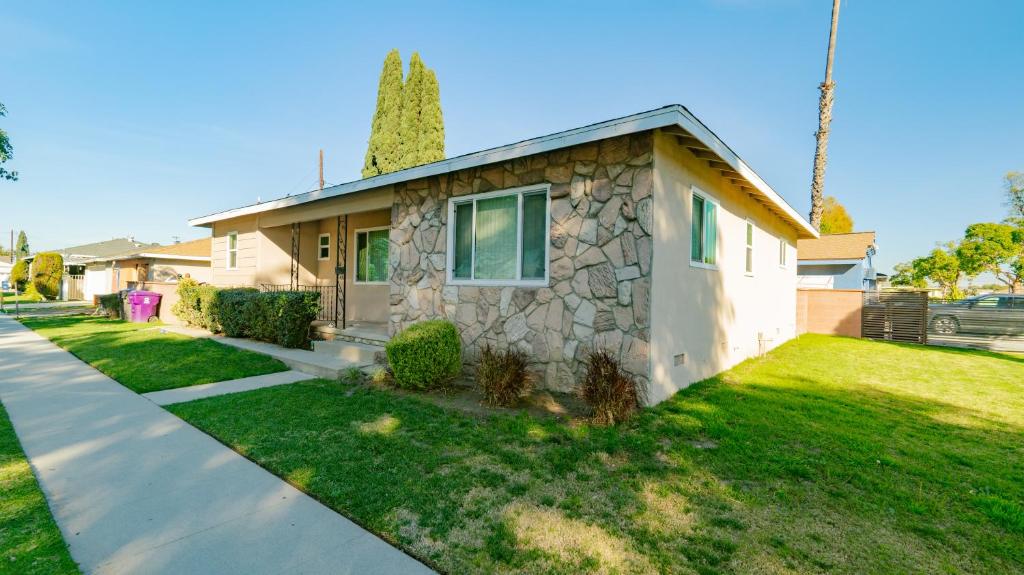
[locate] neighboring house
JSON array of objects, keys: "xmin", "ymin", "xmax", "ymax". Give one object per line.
[
  {"xmin": 46, "ymin": 237, "xmax": 160, "ymax": 275},
  {"xmin": 82, "ymin": 238, "xmax": 212, "ymax": 302},
  {"xmin": 189, "ymin": 105, "xmax": 817, "ymax": 404},
  {"xmin": 796, "ymin": 232, "xmax": 878, "ymax": 290},
  {"xmin": 0, "ymin": 260, "xmax": 12, "ymax": 288}
]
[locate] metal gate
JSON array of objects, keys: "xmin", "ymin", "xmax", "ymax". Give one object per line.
[{"xmin": 862, "ymin": 290, "xmax": 928, "ymax": 344}]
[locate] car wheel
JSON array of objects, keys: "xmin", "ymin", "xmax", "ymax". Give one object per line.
[{"xmin": 932, "ymin": 315, "xmax": 958, "ymax": 335}]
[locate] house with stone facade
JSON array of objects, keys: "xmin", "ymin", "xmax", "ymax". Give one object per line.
[{"xmin": 189, "ymin": 105, "xmax": 817, "ymax": 404}]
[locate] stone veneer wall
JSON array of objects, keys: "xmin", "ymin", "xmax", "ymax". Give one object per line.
[{"xmin": 388, "ymin": 132, "xmax": 654, "ymax": 392}]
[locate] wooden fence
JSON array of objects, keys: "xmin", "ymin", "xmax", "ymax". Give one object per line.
[
  {"xmin": 862, "ymin": 289, "xmax": 929, "ymax": 344},
  {"xmin": 61, "ymin": 274, "xmax": 85, "ymax": 301}
]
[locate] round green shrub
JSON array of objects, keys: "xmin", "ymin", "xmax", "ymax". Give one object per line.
[
  {"xmin": 30, "ymin": 252, "xmax": 63, "ymax": 299},
  {"xmin": 385, "ymin": 319, "xmax": 461, "ymax": 390},
  {"xmin": 10, "ymin": 259, "xmax": 29, "ymax": 291}
]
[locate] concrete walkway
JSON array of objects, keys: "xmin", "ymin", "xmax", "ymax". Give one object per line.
[
  {"xmin": 141, "ymin": 370, "xmax": 312, "ymax": 406},
  {"xmin": 0, "ymin": 316, "xmax": 434, "ymax": 575},
  {"xmin": 159, "ymin": 325, "xmax": 381, "ymax": 379}
]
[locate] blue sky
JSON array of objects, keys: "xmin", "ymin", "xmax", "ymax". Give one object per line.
[{"xmin": 3, "ymin": 0, "xmax": 1021, "ymax": 273}]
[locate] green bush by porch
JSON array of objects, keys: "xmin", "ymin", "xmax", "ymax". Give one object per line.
[
  {"xmin": 172, "ymin": 280, "xmax": 320, "ymax": 349},
  {"xmin": 386, "ymin": 319, "xmax": 461, "ymax": 389}
]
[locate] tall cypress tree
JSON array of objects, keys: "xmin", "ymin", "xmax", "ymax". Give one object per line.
[
  {"xmin": 398, "ymin": 52, "xmax": 426, "ymax": 170},
  {"xmin": 15, "ymin": 230, "xmax": 28, "ymax": 260},
  {"xmin": 362, "ymin": 50, "xmax": 404, "ymax": 178},
  {"xmin": 416, "ymin": 68, "xmax": 445, "ymax": 166}
]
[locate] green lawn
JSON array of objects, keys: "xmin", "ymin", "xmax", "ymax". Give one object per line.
[
  {"xmin": 0, "ymin": 292, "xmax": 46, "ymax": 305},
  {"xmin": 169, "ymin": 335, "xmax": 1024, "ymax": 574},
  {"xmin": 0, "ymin": 403, "xmax": 79, "ymax": 574},
  {"xmin": 21, "ymin": 316, "xmax": 288, "ymax": 394}
]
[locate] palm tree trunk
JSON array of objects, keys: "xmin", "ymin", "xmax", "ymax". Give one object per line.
[{"xmin": 810, "ymin": 0, "xmax": 842, "ymax": 229}]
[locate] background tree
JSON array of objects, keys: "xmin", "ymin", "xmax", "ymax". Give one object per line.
[
  {"xmin": 1005, "ymin": 171, "xmax": 1024, "ymax": 223},
  {"xmin": 15, "ymin": 230, "xmax": 29, "ymax": 260},
  {"xmin": 415, "ymin": 68, "xmax": 444, "ymax": 167},
  {"xmin": 819, "ymin": 195, "xmax": 854, "ymax": 234},
  {"xmin": 362, "ymin": 51, "xmax": 445, "ymax": 176},
  {"xmin": 0, "ymin": 102, "xmax": 16, "ymax": 182},
  {"xmin": 398, "ymin": 53, "xmax": 427, "ymax": 170},
  {"xmin": 957, "ymin": 222, "xmax": 1024, "ymax": 293},
  {"xmin": 894, "ymin": 242, "xmax": 967, "ymax": 299},
  {"xmin": 889, "ymin": 262, "xmax": 925, "ymax": 288},
  {"xmin": 362, "ymin": 50, "xmax": 405, "ymax": 178},
  {"xmin": 809, "ymin": 0, "xmax": 842, "ymax": 228}
]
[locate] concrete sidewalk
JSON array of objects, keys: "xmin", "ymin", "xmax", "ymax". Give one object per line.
[{"xmin": 0, "ymin": 316, "xmax": 434, "ymax": 575}]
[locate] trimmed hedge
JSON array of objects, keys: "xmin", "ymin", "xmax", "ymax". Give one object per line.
[
  {"xmin": 10, "ymin": 259, "xmax": 28, "ymax": 291},
  {"xmin": 385, "ymin": 320, "xmax": 461, "ymax": 390},
  {"xmin": 215, "ymin": 288, "xmax": 259, "ymax": 337},
  {"xmin": 30, "ymin": 252, "xmax": 63, "ymax": 299},
  {"xmin": 98, "ymin": 293, "xmax": 124, "ymax": 319},
  {"xmin": 172, "ymin": 280, "xmax": 319, "ymax": 349},
  {"xmin": 172, "ymin": 278, "xmax": 221, "ymax": 331}
]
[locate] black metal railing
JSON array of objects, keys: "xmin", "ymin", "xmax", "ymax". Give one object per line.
[{"xmin": 260, "ymin": 283, "xmax": 337, "ymax": 324}]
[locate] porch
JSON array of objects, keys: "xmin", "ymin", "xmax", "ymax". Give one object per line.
[{"xmin": 251, "ymin": 205, "xmax": 392, "ymax": 339}]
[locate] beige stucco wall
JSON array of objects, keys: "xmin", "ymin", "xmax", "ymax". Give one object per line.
[
  {"xmin": 211, "ymin": 214, "xmax": 260, "ymax": 286},
  {"xmin": 207, "ymin": 192, "xmax": 391, "ymax": 324},
  {"xmin": 649, "ymin": 130, "xmax": 799, "ymax": 404},
  {"xmin": 342, "ymin": 210, "xmax": 390, "ymax": 323}
]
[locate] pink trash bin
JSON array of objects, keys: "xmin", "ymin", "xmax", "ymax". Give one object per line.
[{"xmin": 128, "ymin": 290, "xmax": 162, "ymax": 323}]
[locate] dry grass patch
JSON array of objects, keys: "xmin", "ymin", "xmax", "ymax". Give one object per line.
[{"xmin": 505, "ymin": 502, "xmax": 656, "ymax": 574}]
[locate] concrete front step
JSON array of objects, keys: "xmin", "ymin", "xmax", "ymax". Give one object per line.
[{"xmin": 311, "ymin": 339, "xmax": 384, "ymax": 365}]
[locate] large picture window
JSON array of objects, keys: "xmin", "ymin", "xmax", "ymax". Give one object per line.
[
  {"xmin": 690, "ymin": 188, "xmax": 717, "ymax": 267},
  {"xmin": 355, "ymin": 228, "xmax": 389, "ymax": 283},
  {"xmin": 448, "ymin": 185, "xmax": 550, "ymax": 286}
]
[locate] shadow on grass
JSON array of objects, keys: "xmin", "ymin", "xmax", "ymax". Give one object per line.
[{"xmin": 171, "ymin": 361, "xmax": 1024, "ymax": 574}]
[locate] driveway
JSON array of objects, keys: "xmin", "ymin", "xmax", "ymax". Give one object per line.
[
  {"xmin": 928, "ymin": 331, "xmax": 1024, "ymax": 353},
  {"xmin": 0, "ymin": 316, "xmax": 434, "ymax": 574}
]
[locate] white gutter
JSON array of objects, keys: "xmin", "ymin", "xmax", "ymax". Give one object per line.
[{"xmin": 189, "ymin": 105, "xmax": 817, "ymax": 238}]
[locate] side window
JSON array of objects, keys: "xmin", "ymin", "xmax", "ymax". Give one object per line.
[
  {"xmin": 973, "ymin": 296, "xmax": 999, "ymax": 308},
  {"xmin": 744, "ymin": 220, "xmax": 754, "ymax": 275},
  {"xmin": 318, "ymin": 233, "xmax": 331, "ymax": 261},
  {"xmin": 690, "ymin": 188, "xmax": 718, "ymax": 267},
  {"xmin": 226, "ymin": 231, "xmax": 238, "ymax": 269}
]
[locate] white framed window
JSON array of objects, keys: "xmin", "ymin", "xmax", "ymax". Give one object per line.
[
  {"xmin": 318, "ymin": 233, "xmax": 331, "ymax": 261},
  {"xmin": 446, "ymin": 184, "xmax": 550, "ymax": 287},
  {"xmin": 355, "ymin": 227, "xmax": 389, "ymax": 284},
  {"xmin": 226, "ymin": 231, "xmax": 238, "ymax": 270},
  {"xmin": 744, "ymin": 219, "xmax": 755, "ymax": 276},
  {"xmin": 690, "ymin": 187, "xmax": 718, "ymax": 269},
  {"xmin": 778, "ymin": 238, "xmax": 788, "ymax": 268}
]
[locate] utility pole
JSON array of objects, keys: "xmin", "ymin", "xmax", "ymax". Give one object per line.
[
  {"xmin": 319, "ymin": 149, "xmax": 325, "ymax": 191},
  {"xmin": 809, "ymin": 0, "xmax": 841, "ymax": 230}
]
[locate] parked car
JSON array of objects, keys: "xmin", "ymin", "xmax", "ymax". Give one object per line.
[{"xmin": 929, "ymin": 294, "xmax": 1024, "ymax": 335}]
